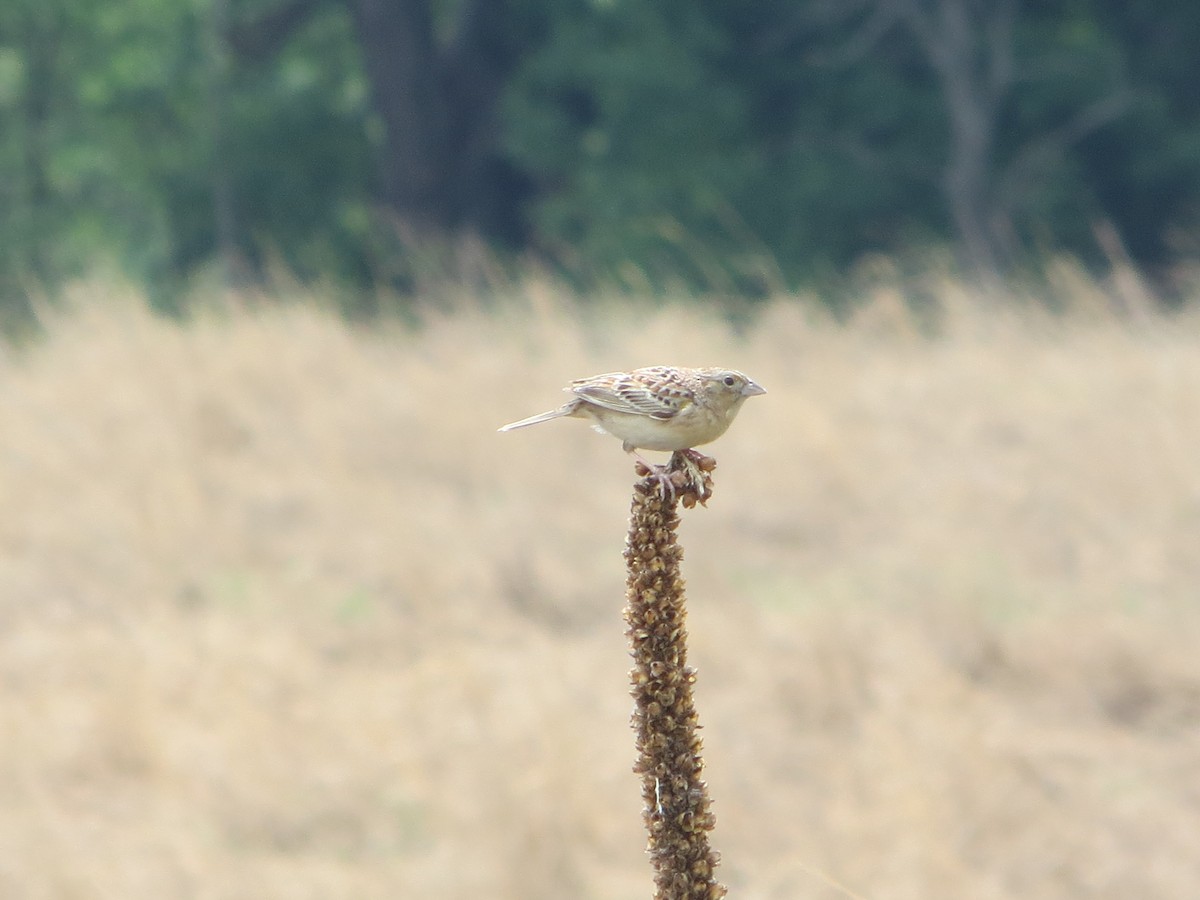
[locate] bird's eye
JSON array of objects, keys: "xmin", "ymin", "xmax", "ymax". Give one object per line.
[{"xmin": 723, "ymin": 375, "xmax": 736, "ymax": 387}]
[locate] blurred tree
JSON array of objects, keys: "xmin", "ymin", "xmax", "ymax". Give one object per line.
[
  {"xmin": 200, "ymin": 0, "xmax": 372, "ymax": 287},
  {"xmin": 2, "ymin": 0, "xmax": 1200, "ymax": 317},
  {"xmin": 767, "ymin": 0, "xmax": 1133, "ymax": 282},
  {"xmin": 1077, "ymin": 0, "xmax": 1200, "ymax": 285},
  {"xmin": 228, "ymin": 0, "xmax": 539, "ymax": 247},
  {"xmin": 0, "ymin": 0, "xmax": 202, "ymax": 319},
  {"xmin": 4, "ymin": 0, "xmax": 59, "ymax": 287}
]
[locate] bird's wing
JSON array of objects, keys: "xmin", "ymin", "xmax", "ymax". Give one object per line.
[{"xmin": 570, "ymin": 369, "xmax": 692, "ymax": 420}]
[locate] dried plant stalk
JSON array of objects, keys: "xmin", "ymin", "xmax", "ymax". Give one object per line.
[{"xmin": 623, "ymin": 451, "xmax": 726, "ymax": 899}]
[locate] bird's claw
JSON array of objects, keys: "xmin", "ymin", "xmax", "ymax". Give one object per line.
[
  {"xmin": 633, "ymin": 459, "xmax": 679, "ymax": 500},
  {"xmin": 633, "ymin": 451, "xmax": 716, "ymax": 506}
]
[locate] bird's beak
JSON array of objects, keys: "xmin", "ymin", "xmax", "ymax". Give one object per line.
[{"xmin": 742, "ymin": 379, "xmax": 766, "ymax": 397}]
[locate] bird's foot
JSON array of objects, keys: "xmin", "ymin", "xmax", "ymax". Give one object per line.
[
  {"xmin": 632, "ymin": 452, "xmax": 679, "ymax": 501},
  {"xmin": 674, "ymin": 450, "xmax": 716, "ymax": 507},
  {"xmin": 632, "ymin": 450, "xmax": 716, "ymax": 506},
  {"xmin": 678, "ymin": 448, "xmax": 717, "ymax": 469}
]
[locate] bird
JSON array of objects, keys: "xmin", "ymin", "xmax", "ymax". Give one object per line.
[{"xmin": 498, "ymin": 366, "xmax": 766, "ymax": 477}]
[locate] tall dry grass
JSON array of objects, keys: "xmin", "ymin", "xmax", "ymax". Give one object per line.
[{"xmin": 1, "ymin": 271, "xmax": 1199, "ymax": 898}]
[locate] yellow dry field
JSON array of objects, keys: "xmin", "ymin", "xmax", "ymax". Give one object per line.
[{"xmin": 2, "ymin": 276, "xmax": 1199, "ymax": 899}]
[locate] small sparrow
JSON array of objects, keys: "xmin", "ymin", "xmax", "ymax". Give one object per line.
[{"xmin": 498, "ymin": 366, "xmax": 766, "ymax": 468}]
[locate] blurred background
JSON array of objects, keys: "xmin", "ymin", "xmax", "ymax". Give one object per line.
[
  {"xmin": 2, "ymin": 2, "xmax": 1200, "ymax": 898},
  {"xmin": 3, "ymin": 0, "xmax": 1200, "ymax": 315}
]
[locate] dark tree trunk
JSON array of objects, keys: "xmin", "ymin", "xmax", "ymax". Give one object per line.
[
  {"xmin": 230, "ymin": 0, "xmax": 531, "ymax": 246},
  {"xmin": 351, "ymin": 0, "xmax": 444, "ymax": 230},
  {"xmin": 896, "ymin": 0, "xmax": 1018, "ymax": 280},
  {"xmin": 350, "ymin": 0, "xmax": 528, "ymax": 242}
]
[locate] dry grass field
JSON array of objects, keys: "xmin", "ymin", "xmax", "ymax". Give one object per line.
[{"xmin": 2, "ymin": 271, "xmax": 1199, "ymax": 898}]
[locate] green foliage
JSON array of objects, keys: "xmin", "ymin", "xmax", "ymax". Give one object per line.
[
  {"xmin": 0, "ymin": 0, "xmax": 371, "ymax": 319},
  {"xmin": 2, "ymin": 0, "xmax": 1200, "ymax": 319},
  {"xmin": 506, "ymin": 2, "xmax": 918, "ymax": 292}
]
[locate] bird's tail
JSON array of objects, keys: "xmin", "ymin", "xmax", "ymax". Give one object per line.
[{"xmin": 497, "ymin": 405, "xmax": 573, "ymax": 432}]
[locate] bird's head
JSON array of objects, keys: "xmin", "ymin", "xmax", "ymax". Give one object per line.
[{"xmin": 699, "ymin": 369, "xmax": 766, "ymax": 412}]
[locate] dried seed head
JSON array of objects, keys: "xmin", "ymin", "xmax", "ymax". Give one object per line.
[{"xmin": 624, "ymin": 451, "xmax": 725, "ymax": 899}]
